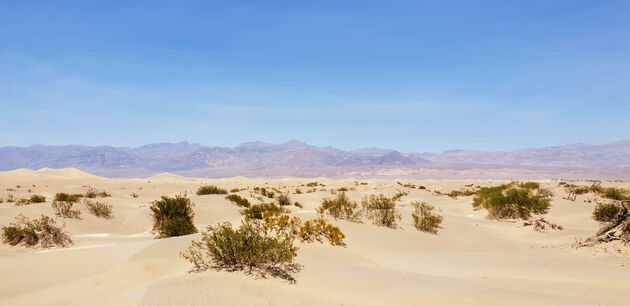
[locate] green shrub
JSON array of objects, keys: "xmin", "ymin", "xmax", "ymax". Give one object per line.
[
  {"xmin": 2, "ymin": 214, "xmax": 72, "ymax": 248},
  {"xmin": 225, "ymin": 194, "xmax": 251, "ymax": 208},
  {"xmin": 518, "ymin": 182, "xmax": 540, "ymax": 190},
  {"xmin": 317, "ymin": 192, "xmax": 361, "ymax": 222},
  {"xmin": 276, "ymin": 193, "xmax": 292, "ymax": 206},
  {"xmin": 86, "ymin": 200, "xmax": 113, "ymax": 218},
  {"xmin": 362, "ymin": 194, "xmax": 401, "ymax": 228},
  {"xmin": 181, "ymin": 219, "xmax": 298, "ymax": 277},
  {"xmin": 52, "ymin": 201, "xmax": 81, "ymax": 219},
  {"xmin": 150, "ymin": 194, "xmax": 198, "ymax": 238},
  {"xmin": 592, "ymin": 203, "xmax": 622, "ymax": 222},
  {"xmin": 411, "ymin": 202, "xmax": 443, "ymax": 234},
  {"xmin": 572, "ymin": 187, "xmax": 589, "ymax": 195},
  {"xmin": 472, "ymin": 184, "xmax": 550, "ymax": 220},
  {"xmin": 196, "ymin": 185, "xmax": 228, "ymax": 195},
  {"xmin": 603, "ymin": 188, "xmax": 628, "ymax": 201},
  {"xmin": 241, "ymin": 203, "xmax": 286, "ymax": 220},
  {"xmin": 54, "ymin": 193, "xmax": 81, "ymax": 203}
]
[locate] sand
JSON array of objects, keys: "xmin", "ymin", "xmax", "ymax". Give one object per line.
[{"xmin": 1, "ymin": 168, "xmax": 629, "ymax": 305}]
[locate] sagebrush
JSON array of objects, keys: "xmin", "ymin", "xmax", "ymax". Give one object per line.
[{"xmin": 2, "ymin": 214, "xmax": 72, "ymax": 248}]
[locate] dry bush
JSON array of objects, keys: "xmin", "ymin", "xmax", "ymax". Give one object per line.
[
  {"xmin": 411, "ymin": 202, "xmax": 443, "ymax": 234},
  {"xmin": 362, "ymin": 194, "xmax": 401, "ymax": 228},
  {"xmin": 150, "ymin": 194, "xmax": 198, "ymax": 238},
  {"xmin": 52, "ymin": 201, "xmax": 81, "ymax": 219},
  {"xmin": 276, "ymin": 193, "xmax": 292, "ymax": 206},
  {"xmin": 298, "ymin": 218, "xmax": 345, "ymax": 246},
  {"xmin": 225, "ymin": 194, "xmax": 251, "ymax": 208},
  {"xmin": 241, "ymin": 203, "xmax": 286, "ymax": 220},
  {"xmin": 294, "ymin": 201, "xmax": 303, "ymax": 208},
  {"xmin": 130, "ymin": 192, "xmax": 139, "ymax": 198},
  {"xmin": 29, "ymin": 194, "xmax": 46, "ymax": 203},
  {"xmin": 317, "ymin": 192, "xmax": 361, "ymax": 222},
  {"xmin": 196, "ymin": 185, "xmax": 228, "ymax": 195},
  {"xmin": 472, "ymin": 184, "xmax": 550, "ymax": 220},
  {"xmin": 86, "ymin": 200, "xmax": 113, "ymax": 218},
  {"xmin": 295, "ymin": 188, "xmax": 302, "ymax": 194},
  {"xmin": 85, "ymin": 187, "xmax": 111, "ymax": 198},
  {"xmin": 2, "ymin": 214, "xmax": 72, "ymax": 248},
  {"xmin": 392, "ymin": 190, "xmax": 408, "ymax": 201}
]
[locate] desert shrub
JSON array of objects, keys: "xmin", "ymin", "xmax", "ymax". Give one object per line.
[
  {"xmin": 294, "ymin": 201, "xmax": 303, "ymax": 208},
  {"xmin": 2, "ymin": 214, "xmax": 72, "ymax": 248},
  {"xmin": 276, "ymin": 193, "xmax": 292, "ymax": 206},
  {"xmin": 298, "ymin": 218, "xmax": 345, "ymax": 246},
  {"xmin": 131, "ymin": 192, "xmax": 139, "ymax": 198},
  {"xmin": 519, "ymin": 182, "xmax": 540, "ymax": 190},
  {"xmin": 225, "ymin": 194, "xmax": 251, "ymax": 208},
  {"xmin": 241, "ymin": 203, "xmax": 286, "ymax": 220},
  {"xmin": 15, "ymin": 198, "xmax": 31, "ymax": 206},
  {"xmin": 593, "ymin": 203, "xmax": 623, "ymax": 222},
  {"xmin": 572, "ymin": 187, "xmax": 589, "ymax": 195},
  {"xmin": 411, "ymin": 202, "xmax": 443, "ymax": 234},
  {"xmin": 181, "ymin": 218, "xmax": 299, "ymax": 278},
  {"xmin": 52, "ymin": 201, "xmax": 81, "ymax": 219},
  {"xmin": 29, "ymin": 194, "xmax": 46, "ymax": 203},
  {"xmin": 418, "ymin": 185, "xmax": 426, "ymax": 190},
  {"xmin": 54, "ymin": 193, "xmax": 81, "ymax": 203},
  {"xmin": 472, "ymin": 184, "xmax": 550, "ymax": 220},
  {"xmin": 306, "ymin": 182, "xmax": 318, "ymax": 187},
  {"xmin": 6, "ymin": 194, "xmax": 15, "ymax": 203},
  {"xmin": 362, "ymin": 194, "xmax": 401, "ymax": 228},
  {"xmin": 85, "ymin": 200, "xmax": 113, "ymax": 218},
  {"xmin": 537, "ymin": 188, "xmax": 554, "ymax": 198},
  {"xmin": 295, "ymin": 188, "xmax": 302, "ymax": 194},
  {"xmin": 85, "ymin": 187, "xmax": 111, "ymax": 198},
  {"xmin": 230, "ymin": 188, "xmax": 241, "ymax": 193},
  {"xmin": 150, "ymin": 194, "xmax": 198, "ymax": 238},
  {"xmin": 392, "ymin": 190, "xmax": 409, "ymax": 201},
  {"xmin": 196, "ymin": 185, "xmax": 228, "ymax": 195},
  {"xmin": 337, "ymin": 187, "xmax": 348, "ymax": 192},
  {"xmin": 317, "ymin": 192, "xmax": 361, "ymax": 222},
  {"xmin": 0, "ymin": 198, "xmax": 3, "ymax": 203},
  {"xmin": 603, "ymin": 188, "xmax": 628, "ymax": 201}
]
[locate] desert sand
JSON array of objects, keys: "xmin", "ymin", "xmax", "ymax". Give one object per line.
[{"xmin": 1, "ymin": 168, "xmax": 629, "ymax": 305}]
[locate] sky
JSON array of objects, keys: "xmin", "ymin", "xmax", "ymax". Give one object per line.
[{"xmin": 1, "ymin": 0, "xmax": 629, "ymax": 153}]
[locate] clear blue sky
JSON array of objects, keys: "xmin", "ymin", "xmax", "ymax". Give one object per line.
[{"xmin": 1, "ymin": 0, "xmax": 629, "ymax": 153}]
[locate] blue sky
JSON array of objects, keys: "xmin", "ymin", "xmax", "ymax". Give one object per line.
[{"xmin": 1, "ymin": 0, "xmax": 629, "ymax": 153}]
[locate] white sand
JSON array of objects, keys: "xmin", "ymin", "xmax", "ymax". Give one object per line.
[{"xmin": 1, "ymin": 168, "xmax": 629, "ymax": 305}]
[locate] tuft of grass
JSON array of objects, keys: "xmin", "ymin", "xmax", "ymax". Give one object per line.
[
  {"xmin": 150, "ymin": 194, "xmax": 198, "ymax": 238},
  {"xmin": 411, "ymin": 202, "xmax": 443, "ymax": 234},
  {"xmin": 225, "ymin": 194, "xmax": 251, "ymax": 208},
  {"xmin": 85, "ymin": 200, "xmax": 113, "ymax": 218},
  {"xmin": 362, "ymin": 194, "xmax": 401, "ymax": 228},
  {"xmin": 2, "ymin": 214, "xmax": 72, "ymax": 248},
  {"xmin": 472, "ymin": 184, "xmax": 550, "ymax": 220},
  {"xmin": 317, "ymin": 192, "xmax": 361, "ymax": 222},
  {"xmin": 196, "ymin": 185, "xmax": 228, "ymax": 195}
]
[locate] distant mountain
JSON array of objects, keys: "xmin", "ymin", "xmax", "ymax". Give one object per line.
[{"xmin": 0, "ymin": 140, "xmax": 629, "ymax": 179}]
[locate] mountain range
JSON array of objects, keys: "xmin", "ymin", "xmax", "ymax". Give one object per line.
[{"xmin": 1, "ymin": 139, "xmax": 629, "ymax": 179}]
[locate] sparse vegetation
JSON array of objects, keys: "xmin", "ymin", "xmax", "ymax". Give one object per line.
[
  {"xmin": 472, "ymin": 184, "xmax": 550, "ymax": 220},
  {"xmin": 131, "ymin": 192, "xmax": 139, "ymax": 198},
  {"xmin": 150, "ymin": 194, "xmax": 198, "ymax": 238},
  {"xmin": 298, "ymin": 218, "xmax": 345, "ymax": 246},
  {"xmin": 85, "ymin": 200, "xmax": 113, "ymax": 218},
  {"xmin": 294, "ymin": 201, "xmax": 303, "ymax": 208},
  {"xmin": 15, "ymin": 194, "xmax": 47, "ymax": 206},
  {"xmin": 52, "ymin": 201, "xmax": 82, "ymax": 219},
  {"xmin": 196, "ymin": 185, "xmax": 228, "ymax": 195},
  {"xmin": 392, "ymin": 190, "xmax": 408, "ymax": 201},
  {"xmin": 241, "ymin": 203, "xmax": 286, "ymax": 220},
  {"xmin": 603, "ymin": 187, "xmax": 629, "ymax": 201},
  {"xmin": 295, "ymin": 188, "xmax": 302, "ymax": 194},
  {"xmin": 276, "ymin": 193, "xmax": 292, "ymax": 206},
  {"xmin": 225, "ymin": 194, "xmax": 251, "ymax": 208},
  {"xmin": 362, "ymin": 194, "xmax": 401, "ymax": 228},
  {"xmin": 2, "ymin": 214, "xmax": 72, "ymax": 248},
  {"xmin": 317, "ymin": 192, "xmax": 361, "ymax": 222},
  {"xmin": 518, "ymin": 181, "xmax": 540, "ymax": 190},
  {"xmin": 411, "ymin": 202, "xmax": 443, "ymax": 234},
  {"xmin": 85, "ymin": 187, "xmax": 111, "ymax": 198}
]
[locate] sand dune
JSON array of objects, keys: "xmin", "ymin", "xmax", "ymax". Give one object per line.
[{"xmin": 1, "ymin": 169, "xmax": 629, "ymax": 305}]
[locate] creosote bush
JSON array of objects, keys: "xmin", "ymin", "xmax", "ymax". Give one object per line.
[
  {"xmin": 85, "ymin": 187, "xmax": 111, "ymax": 198},
  {"xmin": 317, "ymin": 192, "xmax": 361, "ymax": 222},
  {"xmin": 52, "ymin": 201, "xmax": 81, "ymax": 219},
  {"xmin": 298, "ymin": 218, "xmax": 345, "ymax": 246},
  {"xmin": 196, "ymin": 185, "xmax": 228, "ymax": 195},
  {"xmin": 225, "ymin": 194, "xmax": 251, "ymax": 208},
  {"xmin": 86, "ymin": 200, "xmax": 113, "ymax": 218},
  {"xmin": 29, "ymin": 194, "xmax": 46, "ymax": 203},
  {"xmin": 603, "ymin": 187, "xmax": 629, "ymax": 201},
  {"xmin": 54, "ymin": 193, "xmax": 82, "ymax": 203},
  {"xmin": 150, "ymin": 194, "xmax": 198, "ymax": 238},
  {"xmin": 411, "ymin": 202, "xmax": 443, "ymax": 234},
  {"xmin": 472, "ymin": 184, "xmax": 550, "ymax": 220},
  {"xmin": 593, "ymin": 203, "xmax": 622, "ymax": 223},
  {"xmin": 2, "ymin": 214, "xmax": 72, "ymax": 248},
  {"xmin": 362, "ymin": 194, "xmax": 401, "ymax": 228}
]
